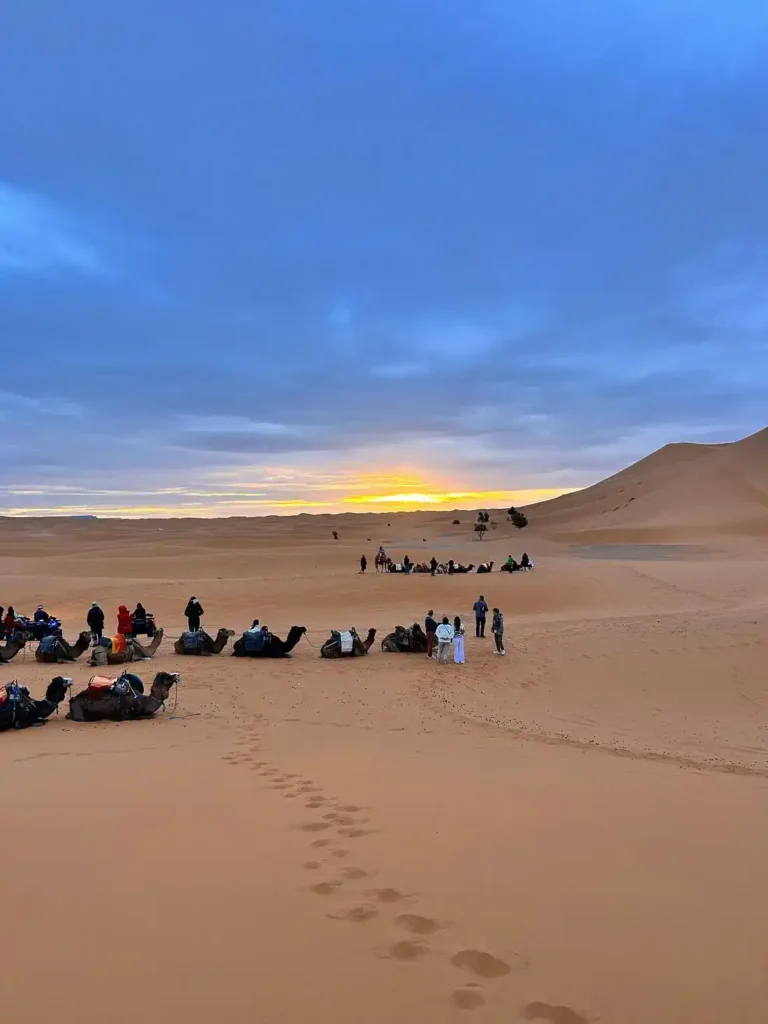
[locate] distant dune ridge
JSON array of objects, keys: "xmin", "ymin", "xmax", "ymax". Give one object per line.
[{"xmin": 525, "ymin": 425, "xmax": 768, "ymax": 543}]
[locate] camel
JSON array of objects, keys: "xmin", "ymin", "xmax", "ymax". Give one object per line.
[
  {"xmin": 381, "ymin": 623, "xmax": 429, "ymax": 653},
  {"xmin": 0, "ymin": 637, "xmax": 26, "ymax": 663},
  {"xmin": 174, "ymin": 628, "xmax": 235, "ymax": 656},
  {"xmin": 87, "ymin": 629, "xmax": 164, "ymax": 667},
  {"xmin": 476, "ymin": 561, "xmax": 495, "ymax": 574},
  {"xmin": 35, "ymin": 631, "xmax": 91, "ymax": 664},
  {"xmin": 68, "ymin": 671, "xmax": 179, "ymax": 722},
  {"xmin": 320, "ymin": 627, "xmax": 376, "ymax": 658},
  {"xmin": 232, "ymin": 626, "xmax": 306, "ymax": 658},
  {"xmin": 374, "ymin": 551, "xmax": 388, "ymax": 573},
  {"xmin": 0, "ymin": 676, "xmax": 72, "ymax": 732}
]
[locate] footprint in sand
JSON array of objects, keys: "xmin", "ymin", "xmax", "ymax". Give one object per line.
[
  {"xmin": 450, "ymin": 986, "xmax": 486, "ymax": 1011},
  {"xmin": 327, "ymin": 905, "xmax": 378, "ymax": 923},
  {"xmin": 298, "ymin": 821, "xmax": 331, "ymax": 833},
  {"xmin": 522, "ymin": 1003, "xmax": 589, "ymax": 1024},
  {"xmin": 386, "ymin": 939, "xmax": 429, "ymax": 962},
  {"xmin": 308, "ymin": 881, "xmax": 343, "ymax": 896},
  {"xmin": 340, "ymin": 866, "xmax": 369, "ymax": 880},
  {"xmin": 331, "ymin": 849, "xmax": 350, "ymax": 859},
  {"xmin": 311, "ymin": 839, "xmax": 332, "ymax": 848},
  {"xmin": 338, "ymin": 827, "xmax": 375, "ymax": 839},
  {"xmin": 366, "ymin": 887, "xmax": 412, "ymax": 904},
  {"xmin": 337, "ymin": 804, "xmax": 363, "ymax": 813},
  {"xmin": 450, "ymin": 950, "xmax": 511, "ymax": 979},
  {"xmin": 302, "ymin": 861, "xmax": 322, "ymax": 871},
  {"xmin": 306, "ymin": 799, "xmax": 326, "ymax": 808},
  {"xmin": 395, "ymin": 913, "xmax": 444, "ymax": 936}
]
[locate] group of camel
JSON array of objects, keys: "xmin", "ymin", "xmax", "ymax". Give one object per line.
[
  {"xmin": 0, "ymin": 617, "xmax": 454, "ymax": 734},
  {"xmin": 0, "ymin": 670, "xmax": 181, "ymax": 731}
]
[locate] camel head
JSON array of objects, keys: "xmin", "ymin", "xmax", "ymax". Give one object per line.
[
  {"xmin": 149, "ymin": 671, "xmax": 179, "ymax": 703},
  {"xmin": 46, "ymin": 676, "xmax": 73, "ymax": 704},
  {"xmin": 363, "ymin": 628, "xmax": 377, "ymax": 651},
  {"xmin": 217, "ymin": 628, "xmax": 236, "ymax": 640},
  {"xmin": 288, "ymin": 626, "xmax": 307, "ymax": 640}
]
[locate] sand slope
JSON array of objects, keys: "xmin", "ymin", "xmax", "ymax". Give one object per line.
[{"xmin": 526, "ymin": 426, "xmax": 768, "ymax": 542}]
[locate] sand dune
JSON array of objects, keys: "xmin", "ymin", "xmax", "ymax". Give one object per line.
[
  {"xmin": 3, "ymin": 435, "xmax": 768, "ymax": 1023},
  {"xmin": 527, "ymin": 425, "xmax": 768, "ymax": 543}
]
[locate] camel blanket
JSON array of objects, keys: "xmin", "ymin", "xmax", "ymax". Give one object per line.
[
  {"xmin": 111, "ymin": 634, "xmax": 127, "ymax": 655},
  {"xmin": 339, "ymin": 631, "xmax": 354, "ymax": 654},
  {"xmin": 181, "ymin": 630, "xmax": 204, "ymax": 653}
]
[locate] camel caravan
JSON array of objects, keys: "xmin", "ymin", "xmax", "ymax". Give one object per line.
[{"xmin": 371, "ymin": 548, "xmax": 533, "ymax": 575}]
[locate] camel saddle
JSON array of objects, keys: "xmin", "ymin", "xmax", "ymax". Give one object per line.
[
  {"xmin": 181, "ymin": 630, "xmax": 205, "ymax": 653},
  {"xmin": 38, "ymin": 634, "xmax": 61, "ymax": 655},
  {"xmin": 242, "ymin": 629, "xmax": 267, "ymax": 653},
  {"xmin": 80, "ymin": 674, "xmax": 138, "ymax": 700},
  {"xmin": 110, "ymin": 634, "xmax": 127, "ymax": 655},
  {"xmin": 333, "ymin": 630, "xmax": 355, "ymax": 654}
]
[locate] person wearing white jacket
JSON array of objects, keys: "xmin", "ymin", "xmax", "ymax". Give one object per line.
[
  {"xmin": 435, "ymin": 617, "xmax": 455, "ymax": 664},
  {"xmin": 453, "ymin": 616, "xmax": 465, "ymax": 664}
]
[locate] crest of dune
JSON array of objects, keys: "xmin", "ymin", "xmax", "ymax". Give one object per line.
[{"xmin": 525, "ymin": 426, "xmax": 768, "ymax": 543}]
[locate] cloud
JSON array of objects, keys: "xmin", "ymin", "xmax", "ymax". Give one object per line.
[
  {"xmin": 1, "ymin": 0, "xmax": 767, "ymax": 513},
  {"xmin": 0, "ymin": 182, "xmax": 106, "ymax": 278}
]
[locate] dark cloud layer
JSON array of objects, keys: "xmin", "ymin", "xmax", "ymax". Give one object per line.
[{"xmin": 2, "ymin": 0, "xmax": 767, "ymax": 511}]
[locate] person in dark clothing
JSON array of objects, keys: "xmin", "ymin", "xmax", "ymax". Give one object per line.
[
  {"xmin": 473, "ymin": 595, "xmax": 489, "ymax": 637},
  {"xmin": 34, "ymin": 606, "xmax": 50, "ymax": 623},
  {"xmin": 403, "ymin": 555, "xmax": 412, "ymax": 574},
  {"xmin": 520, "ymin": 552, "xmax": 531, "ymax": 569},
  {"xmin": 424, "ymin": 609, "xmax": 438, "ymax": 658},
  {"xmin": 0, "ymin": 606, "xmax": 4, "ymax": 640},
  {"xmin": 87, "ymin": 602, "xmax": 105, "ymax": 639},
  {"xmin": 360, "ymin": 555, "xmax": 367, "ymax": 573},
  {"xmin": 448, "ymin": 559, "xmax": 455, "ymax": 575},
  {"xmin": 492, "ymin": 607, "xmax": 505, "ymax": 655},
  {"xmin": 185, "ymin": 597, "xmax": 204, "ymax": 632},
  {"xmin": 430, "ymin": 556, "xmax": 438, "ymax": 576},
  {"xmin": 133, "ymin": 602, "xmax": 147, "ymax": 621}
]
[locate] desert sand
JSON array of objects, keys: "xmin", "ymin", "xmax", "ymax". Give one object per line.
[{"xmin": 3, "ymin": 428, "xmax": 768, "ymax": 1024}]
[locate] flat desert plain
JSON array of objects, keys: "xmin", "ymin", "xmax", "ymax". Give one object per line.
[{"xmin": 3, "ymin": 432, "xmax": 768, "ymax": 1024}]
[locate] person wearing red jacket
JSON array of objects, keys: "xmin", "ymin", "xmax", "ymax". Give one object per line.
[{"xmin": 117, "ymin": 605, "xmax": 133, "ymax": 635}]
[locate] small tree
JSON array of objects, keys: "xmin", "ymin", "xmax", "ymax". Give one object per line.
[
  {"xmin": 507, "ymin": 506, "xmax": 528, "ymax": 529},
  {"xmin": 474, "ymin": 510, "xmax": 490, "ymax": 539}
]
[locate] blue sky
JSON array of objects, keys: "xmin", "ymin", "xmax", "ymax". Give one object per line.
[{"xmin": 2, "ymin": 0, "xmax": 767, "ymax": 516}]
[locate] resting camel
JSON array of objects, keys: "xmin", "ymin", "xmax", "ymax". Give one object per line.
[
  {"xmin": 381, "ymin": 623, "xmax": 429, "ymax": 653},
  {"xmin": 320, "ymin": 628, "xmax": 376, "ymax": 658},
  {"xmin": 0, "ymin": 676, "xmax": 72, "ymax": 732},
  {"xmin": 68, "ymin": 671, "xmax": 179, "ymax": 722},
  {"xmin": 452, "ymin": 563, "xmax": 475, "ymax": 574},
  {"xmin": 174, "ymin": 628, "xmax": 235, "ymax": 656},
  {"xmin": 0, "ymin": 637, "xmax": 26, "ymax": 663},
  {"xmin": 87, "ymin": 629, "xmax": 164, "ymax": 667},
  {"xmin": 232, "ymin": 626, "xmax": 307, "ymax": 658},
  {"xmin": 476, "ymin": 561, "xmax": 495, "ymax": 574},
  {"xmin": 35, "ymin": 631, "xmax": 91, "ymax": 664}
]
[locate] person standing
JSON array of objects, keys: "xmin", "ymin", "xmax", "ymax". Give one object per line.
[
  {"xmin": 473, "ymin": 595, "xmax": 488, "ymax": 637},
  {"xmin": 492, "ymin": 607, "xmax": 505, "ymax": 655},
  {"xmin": 117, "ymin": 605, "xmax": 133, "ymax": 635},
  {"xmin": 425, "ymin": 609, "xmax": 438, "ymax": 658},
  {"xmin": 87, "ymin": 602, "xmax": 105, "ymax": 639},
  {"xmin": 185, "ymin": 596, "xmax": 204, "ymax": 632},
  {"xmin": 435, "ymin": 616, "xmax": 455, "ymax": 664},
  {"xmin": 3, "ymin": 606, "xmax": 16, "ymax": 636},
  {"xmin": 430, "ymin": 556, "xmax": 438, "ymax": 576},
  {"xmin": 448, "ymin": 559, "xmax": 455, "ymax": 575},
  {"xmin": 403, "ymin": 555, "xmax": 412, "ymax": 574},
  {"xmin": 360, "ymin": 554, "xmax": 367, "ymax": 573},
  {"xmin": 453, "ymin": 615, "xmax": 465, "ymax": 664}
]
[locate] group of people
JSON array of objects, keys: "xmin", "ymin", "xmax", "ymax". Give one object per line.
[
  {"xmin": 503, "ymin": 553, "xmax": 532, "ymax": 571},
  {"xmin": 0, "ymin": 605, "xmax": 58, "ymax": 639},
  {"xmin": 423, "ymin": 595, "xmax": 505, "ymax": 664},
  {"xmin": 361, "ymin": 548, "xmax": 532, "ymax": 575}
]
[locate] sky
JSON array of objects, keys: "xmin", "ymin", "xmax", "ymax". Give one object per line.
[{"xmin": 2, "ymin": 0, "xmax": 768, "ymax": 517}]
